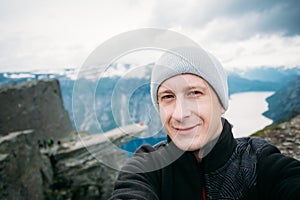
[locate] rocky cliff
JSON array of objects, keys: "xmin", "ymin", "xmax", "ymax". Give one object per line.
[
  {"xmin": 0, "ymin": 78, "xmax": 149, "ymax": 199},
  {"xmin": 0, "ymin": 79, "xmax": 73, "ymax": 140},
  {"xmin": 253, "ymin": 115, "xmax": 300, "ymax": 160},
  {"xmin": 48, "ymin": 123, "xmax": 147, "ymax": 200},
  {"xmin": 0, "ymin": 130, "xmax": 53, "ymax": 200},
  {"xmin": 0, "ymin": 123, "xmax": 147, "ymax": 200}
]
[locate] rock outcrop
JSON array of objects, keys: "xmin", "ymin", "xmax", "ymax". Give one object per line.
[
  {"xmin": 0, "ymin": 123, "xmax": 147, "ymax": 200},
  {"xmin": 48, "ymin": 123, "xmax": 147, "ymax": 200},
  {"xmin": 0, "ymin": 79, "xmax": 73, "ymax": 140},
  {"xmin": 0, "ymin": 130, "xmax": 53, "ymax": 200},
  {"xmin": 49, "ymin": 124, "xmax": 147, "ymax": 200},
  {"xmin": 0, "ymin": 78, "xmax": 150, "ymax": 199},
  {"xmin": 252, "ymin": 115, "xmax": 300, "ymax": 160}
]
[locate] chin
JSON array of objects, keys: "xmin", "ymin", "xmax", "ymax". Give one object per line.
[{"xmin": 173, "ymin": 140, "xmax": 205, "ymax": 152}]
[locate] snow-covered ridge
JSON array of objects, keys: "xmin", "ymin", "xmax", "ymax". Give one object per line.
[
  {"xmin": 3, "ymin": 68, "xmax": 79, "ymax": 80},
  {"xmin": 1, "ymin": 63, "xmax": 154, "ymax": 81}
]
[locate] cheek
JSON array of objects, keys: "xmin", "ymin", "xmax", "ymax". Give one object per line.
[
  {"xmin": 190, "ymin": 101, "xmax": 211, "ymax": 116},
  {"xmin": 159, "ymin": 106, "xmax": 168, "ymax": 124}
]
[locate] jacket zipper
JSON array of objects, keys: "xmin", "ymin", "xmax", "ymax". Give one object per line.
[{"xmin": 202, "ymin": 187, "xmax": 207, "ymax": 200}]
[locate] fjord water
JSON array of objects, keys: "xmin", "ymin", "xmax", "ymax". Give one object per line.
[{"xmin": 224, "ymin": 91, "xmax": 274, "ymax": 138}]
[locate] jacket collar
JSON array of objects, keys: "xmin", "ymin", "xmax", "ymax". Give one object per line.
[
  {"xmin": 200, "ymin": 118, "xmax": 236, "ymax": 172},
  {"xmin": 167, "ymin": 118, "xmax": 237, "ymax": 173}
]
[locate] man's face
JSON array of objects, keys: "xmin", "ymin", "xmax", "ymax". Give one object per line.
[{"xmin": 157, "ymin": 74, "xmax": 225, "ymax": 151}]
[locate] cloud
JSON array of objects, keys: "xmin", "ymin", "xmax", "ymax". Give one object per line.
[
  {"xmin": 0, "ymin": 0, "xmax": 299, "ymax": 71},
  {"xmin": 148, "ymin": 0, "xmax": 300, "ymax": 38},
  {"xmin": 219, "ymin": 35, "xmax": 300, "ymax": 69},
  {"xmin": 143, "ymin": 0, "xmax": 300, "ymax": 70},
  {"xmin": 0, "ymin": 0, "xmax": 153, "ymax": 71}
]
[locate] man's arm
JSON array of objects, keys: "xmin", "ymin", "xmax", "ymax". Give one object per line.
[
  {"xmin": 257, "ymin": 144, "xmax": 300, "ymax": 200},
  {"xmin": 110, "ymin": 170, "xmax": 159, "ymax": 199},
  {"xmin": 109, "ymin": 144, "xmax": 162, "ymax": 200}
]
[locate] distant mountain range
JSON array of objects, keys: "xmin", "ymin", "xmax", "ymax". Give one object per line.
[
  {"xmin": 231, "ymin": 66, "xmax": 300, "ymax": 83},
  {"xmin": 1, "ymin": 65, "xmax": 299, "ymax": 137},
  {"xmin": 263, "ymin": 76, "xmax": 300, "ymax": 122}
]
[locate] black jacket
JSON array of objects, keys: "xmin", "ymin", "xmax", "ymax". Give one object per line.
[{"xmin": 109, "ymin": 120, "xmax": 300, "ymax": 200}]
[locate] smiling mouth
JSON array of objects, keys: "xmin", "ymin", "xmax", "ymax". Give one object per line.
[{"xmin": 173, "ymin": 124, "xmax": 199, "ymax": 134}]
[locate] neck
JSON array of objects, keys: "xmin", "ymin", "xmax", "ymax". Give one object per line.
[
  {"xmin": 193, "ymin": 150, "xmax": 203, "ymax": 162},
  {"xmin": 193, "ymin": 118, "xmax": 225, "ymax": 162}
]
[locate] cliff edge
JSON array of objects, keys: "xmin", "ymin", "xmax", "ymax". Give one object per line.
[
  {"xmin": 0, "ymin": 79, "xmax": 73, "ymax": 140},
  {"xmin": 253, "ymin": 115, "xmax": 300, "ymax": 160}
]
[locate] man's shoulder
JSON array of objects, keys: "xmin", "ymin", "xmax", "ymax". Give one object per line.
[
  {"xmin": 231, "ymin": 136, "xmax": 275, "ymax": 163},
  {"xmin": 235, "ymin": 136, "xmax": 270, "ymax": 152},
  {"xmin": 135, "ymin": 140, "xmax": 168, "ymax": 154}
]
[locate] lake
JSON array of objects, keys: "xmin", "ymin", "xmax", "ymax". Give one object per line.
[{"xmin": 224, "ymin": 91, "xmax": 274, "ymax": 138}]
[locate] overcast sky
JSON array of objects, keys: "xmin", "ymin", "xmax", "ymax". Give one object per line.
[{"xmin": 1, "ymin": 0, "xmax": 300, "ymax": 72}]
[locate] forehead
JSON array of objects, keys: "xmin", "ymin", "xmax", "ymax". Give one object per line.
[{"xmin": 158, "ymin": 74, "xmax": 208, "ymax": 91}]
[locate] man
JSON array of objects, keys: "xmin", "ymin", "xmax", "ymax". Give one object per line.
[{"xmin": 109, "ymin": 46, "xmax": 300, "ymax": 199}]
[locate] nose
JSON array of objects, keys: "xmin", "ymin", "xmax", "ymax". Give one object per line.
[{"xmin": 172, "ymin": 98, "xmax": 191, "ymax": 122}]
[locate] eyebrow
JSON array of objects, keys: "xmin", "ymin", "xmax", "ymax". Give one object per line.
[
  {"xmin": 185, "ymin": 85, "xmax": 207, "ymax": 91},
  {"xmin": 157, "ymin": 85, "xmax": 207, "ymax": 97}
]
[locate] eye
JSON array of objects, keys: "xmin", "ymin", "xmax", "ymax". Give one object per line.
[
  {"xmin": 188, "ymin": 90, "xmax": 203, "ymax": 97},
  {"xmin": 159, "ymin": 94, "xmax": 175, "ymax": 103},
  {"xmin": 162, "ymin": 94, "xmax": 174, "ymax": 100}
]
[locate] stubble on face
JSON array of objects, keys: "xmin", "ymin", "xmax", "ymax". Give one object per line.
[{"xmin": 158, "ymin": 74, "xmax": 225, "ymax": 152}]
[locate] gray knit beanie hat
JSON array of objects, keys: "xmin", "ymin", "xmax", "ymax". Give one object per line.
[{"xmin": 150, "ymin": 46, "xmax": 228, "ymax": 111}]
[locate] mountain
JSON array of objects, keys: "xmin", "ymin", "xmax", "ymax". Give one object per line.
[
  {"xmin": 263, "ymin": 76, "xmax": 300, "ymax": 122},
  {"xmin": 229, "ymin": 66, "xmax": 300, "ymax": 83},
  {"xmin": 227, "ymin": 74, "xmax": 279, "ymax": 95},
  {"xmin": 1, "ymin": 65, "xmax": 299, "ymax": 135}
]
